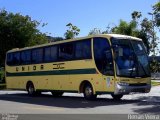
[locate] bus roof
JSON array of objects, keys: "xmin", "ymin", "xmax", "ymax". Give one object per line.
[
  {"xmin": 107, "ymin": 34, "xmax": 142, "ymax": 41},
  {"xmin": 7, "ymin": 34, "xmax": 142, "ymax": 53}
]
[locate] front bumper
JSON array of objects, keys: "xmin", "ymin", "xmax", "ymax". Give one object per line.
[{"xmin": 114, "ymin": 83, "xmax": 151, "ymax": 95}]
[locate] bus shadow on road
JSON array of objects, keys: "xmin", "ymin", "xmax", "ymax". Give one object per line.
[
  {"xmin": 132, "ymin": 96, "xmax": 160, "ymax": 114},
  {"xmin": 0, "ymin": 92, "xmax": 141, "ymax": 108}
]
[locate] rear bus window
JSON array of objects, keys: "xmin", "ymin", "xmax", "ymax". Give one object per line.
[
  {"xmin": 12, "ymin": 52, "xmax": 20, "ymax": 66},
  {"xmin": 7, "ymin": 53, "xmax": 13, "ymax": 66}
]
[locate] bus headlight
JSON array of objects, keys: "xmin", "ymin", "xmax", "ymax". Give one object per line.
[{"xmin": 117, "ymin": 82, "xmax": 129, "ymax": 86}]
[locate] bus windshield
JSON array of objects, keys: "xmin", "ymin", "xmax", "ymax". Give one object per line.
[{"xmin": 111, "ymin": 38, "xmax": 150, "ymax": 78}]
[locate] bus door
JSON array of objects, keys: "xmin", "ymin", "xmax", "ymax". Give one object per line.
[{"xmin": 93, "ymin": 37, "xmax": 115, "ymax": 92}]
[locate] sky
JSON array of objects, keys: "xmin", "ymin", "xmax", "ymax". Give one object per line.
[{"xmin": 0, "ymin": 0, "xmax": 159, "ymax": 38}]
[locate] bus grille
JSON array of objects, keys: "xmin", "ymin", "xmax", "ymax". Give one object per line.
[
  {"xmin": 131, "ymin": 88, "xmax": 145, "ymax": 92},
  {"xmin": 129, "ymin": 83, "xmax": 147, "ymax": 86}
]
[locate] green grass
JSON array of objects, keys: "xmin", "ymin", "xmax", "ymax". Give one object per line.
[
  {"xmin": 0, "ymin": 68, "xmax": 5, "ymax": 84},
  {"xmin": 151, "ymin": 81, "xmax": 160, "ymax": 86},
  {"xmin": 0, "ymin": 71, "xmax": 2, "ymax": 76},
  {"xmin": 0, "ymin": 68, "xmax": 6, "ymax": 90}
]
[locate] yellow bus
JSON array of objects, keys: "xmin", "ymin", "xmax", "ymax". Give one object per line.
[{"xmin": 5, "ymin": 34, "xmax": 151, "ymax": 100}]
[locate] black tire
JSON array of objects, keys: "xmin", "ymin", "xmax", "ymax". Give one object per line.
[
  {"xmin": 51, "ymin": 91, "xmax": 63, "ymax": 97},
  {"xmin": 27, "ymin": 83, "xmax": 36, "ymax": 96},
  {"xmin": 83, "ymin": 83, "xmax": 97, "ymax": 100},
  {"xmin": 111, "ymin": 94, "xmax": 123, "ymax": 100}
]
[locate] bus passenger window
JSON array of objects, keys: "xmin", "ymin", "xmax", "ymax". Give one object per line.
[
  {"xmin": 12, "ymin": 52, "xmax": 20, "ymax": 65},
  {"xmin": 51, "ymin": 46, "xmax": 58, "ymax": 62},
  {"xmin": 59, "ymin": 43, "xmax": 74, "ymax": 61},
  {"xmin": 21, "ymin": 50, "xmax": 31, "ymax": 65},
  {"xmin": 44, "ymin": 46, "xmax": 58, "ymax": 62},
  {"xmin": 75, "ymin": 39, "xmax": 91, "ymax": 59},
  {"xmin": 44, "ymin": 47, "xmax": 51, "ymax": 62},
  {"xmin": 32, "ymin": 48, "xmax": 43, "ymax": 64},
  {"xmin": 7, "ymin": 53, "xmax": 13, "ymax": 66}
]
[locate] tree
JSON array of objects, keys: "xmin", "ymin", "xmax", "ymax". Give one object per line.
[
  {"xmin": 131, "ymin": 11, "xmax": 142, "ymax": 21},
  {"xmin": 64, "ymin": 23, "xmax": 80, "ymax": 39},
  {"xmin": 153, "ymin": 2, "xmax": 160, "ymax": 27},
  {"xmin": 149, "ymin": 1, "xmax": 160, "ymax": 72},
  {"xmin": 89, "ymin": 24, "xmax": 115, "ymax": 35},
  {"xmin": 112, "ymin": 20, "xmax": 138, "ymax": 36},
  {"xmin": 47, "ymin": 36, "xmax": 64, "ymax": 42},
  {"xmin": 88, "ymin": 28, "xmax": 101, "ymax": 35},
  {"xmin": 0, "ymin": 9, "xmax": 48, "ymax": 66},
  {"xmin": 140, "ymin": 18, "xmax": 155, "ymax": 55}
]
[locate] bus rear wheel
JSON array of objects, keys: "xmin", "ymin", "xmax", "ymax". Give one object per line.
[
  {"xmin": 83, "ymin": 83, "xmax": 97, "ymax": 100},
  {"xmin": 111, "ymin": 94, "xmax": 123, "ymax": 100},
  {"xmin": 27, "ymin": 83, "xmax": 36, "ymax": 96},
  {"xmin": 51, "ymin": 91, "xmax": 63, "ymax": 97}
]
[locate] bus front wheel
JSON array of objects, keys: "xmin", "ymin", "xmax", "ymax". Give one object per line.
[
  {"xmin": 111, "ymin": 94, "xmax": 123, "ymax": 100},
  {"xmin": 83, "ymin": 83, "xmax": 97, "ymax": 100},
  {"xmin": 27, "ymin": 82, "xmax": 36, "ymax": 96}
]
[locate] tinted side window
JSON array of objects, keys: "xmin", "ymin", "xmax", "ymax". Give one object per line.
[
  {"xmin": 32, "ymin": 48, "xmax": 43, "ymax": 64},
  {"xmin": 12, "ymin": 52, "xmax": 20, "ymax": 65},
  {"xmin": 59, "ymin": 43, "xmax": 74, "ymax": 61},
  {"xmin": 44, "ymin": 47, "xmax": 51, "ymax": 62},
  {"xmin": 21, "ymin": 50, "xmax": 31, "ymax": 65},
  {"xmin": 75, "ymin": 39, "xmax": 91, "ymax": 59},
  {"xmin": 51, "ymin": 46, "xmax": 58, "ymax": 61},
  {"xmin": 44, "ymin": 46, "xmax": 58, "ymax": 62},
  {"xmin": 94, "ymin": 37, "xmax": 114, "ymax": 75},
  {"xmin": 7, "ymin": 53, "xmax": 13, "ymax": 66}
]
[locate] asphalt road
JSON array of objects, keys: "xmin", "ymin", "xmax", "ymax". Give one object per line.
[{"xmin": 0, "ymin": 86, "xmax": 160, "ymax": 120}]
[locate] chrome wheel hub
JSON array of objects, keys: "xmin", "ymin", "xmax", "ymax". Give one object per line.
[{"xmin": 85, "ymin": 87, "xmax": 92, "ymax": 96}]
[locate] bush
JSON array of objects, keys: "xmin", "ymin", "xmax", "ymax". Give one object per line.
[{"xmin": 0, "ymin": 67, "xmax": 5, "ymax": 83}]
